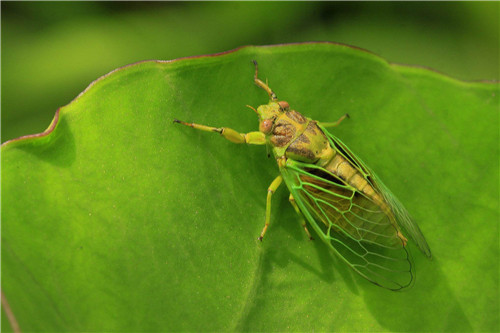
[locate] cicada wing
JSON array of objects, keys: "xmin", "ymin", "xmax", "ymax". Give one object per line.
[
  {"xmin": 282, "ymin": 160, "xmax": 414, "ymax": 290},
  {"xmin": 319, "ymin": 125, "xmax": 432, "ymax": 258},
  {"xmin": 372, "ymin": 175, "xmax": 432, "ymax": 258}
]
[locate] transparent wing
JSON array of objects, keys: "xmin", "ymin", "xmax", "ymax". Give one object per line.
[
  {"xmin": 282, "ymin": 160, "xmax": 415, "ymax": 290},
  {"xmin": 372, "ymin": 175, "xmax": 432, "ymax": 258},
  {"xmin": 319, "ymin": 125, "xmax": 432, "ymax": 258}
]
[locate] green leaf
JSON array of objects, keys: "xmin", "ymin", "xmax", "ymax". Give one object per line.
[{"xmin": 2, "ymin": 43, "xmax": 498, "ymax": 331}]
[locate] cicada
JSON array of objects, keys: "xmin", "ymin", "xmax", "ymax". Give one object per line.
[{"xmin": 174, "ymin": 61, "xmax": 431, "ymax": 290}]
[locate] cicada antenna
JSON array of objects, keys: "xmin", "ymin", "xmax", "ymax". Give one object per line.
[{"xmin": 246, "ymin": 104, "xmax": 258, "ymax": 114}]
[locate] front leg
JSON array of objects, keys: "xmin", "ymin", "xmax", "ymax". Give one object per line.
[{"xmin": 174, "ymin": 119, "xmax": 266, "ymax": 145}]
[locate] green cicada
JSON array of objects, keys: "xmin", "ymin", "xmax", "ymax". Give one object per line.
[{"xmin": 175, "ymin": 61, "xmax": 431, "ymax": 290}]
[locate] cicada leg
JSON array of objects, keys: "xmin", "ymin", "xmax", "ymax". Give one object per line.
[
  {"xmin": 319, "ymin": 113, "xmax": 350, "ymax": 128},
  {"xmin": 174, "ymin": 119, "xmax": 266, "ymax": 145},
  {"xmin": 289, "ymin": 194, "xmax": 314, "ymax": 240},
  {"xmin": 259, "ymin": 175, "xmax": 283, "ymax": 241}
]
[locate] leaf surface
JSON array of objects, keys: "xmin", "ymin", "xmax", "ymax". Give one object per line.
[{"xmin": 2, "ymin": 43, "xmax": 498, "ymax": 331}]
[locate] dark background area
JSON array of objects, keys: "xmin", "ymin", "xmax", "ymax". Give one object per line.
[{"xmin": 2, "ymin": 1, "xmax": 498, "ymax": 142}]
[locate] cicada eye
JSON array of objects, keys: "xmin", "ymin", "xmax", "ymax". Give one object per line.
[
  {"xmin": 278, "ymin": 101, "xmax": 290, "ymax": 111},
  {"xmin": 259, "ymin": 119, "xmax": 274, "ymax": 134}
]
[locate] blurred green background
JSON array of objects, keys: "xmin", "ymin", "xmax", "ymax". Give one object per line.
[{"xmin": 1, "ymin": 1, "xmax": 498, "ymax": 143}]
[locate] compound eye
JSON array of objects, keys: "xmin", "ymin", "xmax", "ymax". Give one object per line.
[
  {"xmin": 259, "ymin": 119, "xmax": 274, "ymax": 134},
  {"xmin": 278, "ymin": 101, "xmax": 290, "ymax": 111}
]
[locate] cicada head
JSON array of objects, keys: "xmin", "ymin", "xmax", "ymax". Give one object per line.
[{"xmin": 253, "ymin": 100, "xmax": 291, "ymax": 135}]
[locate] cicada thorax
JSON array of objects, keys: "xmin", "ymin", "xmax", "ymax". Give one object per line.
[
  {"xmin": 269, "ymin": 110, "xmax": 306, "ymax": 150},
  {"xmin": 270, "ymin": 110, "xmax": 332, "ymax": 163}
]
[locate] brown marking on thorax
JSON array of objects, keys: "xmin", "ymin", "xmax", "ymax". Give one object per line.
[
  {"xmin": 286, "ymin": 110, "xmax": 307, "ymax": 124},
  {"xmin": 270, "ymin": 120, "xmax": 296, "ymax": 147},
  {"xmin": 286, "ymin": 120, "xmax": 333, "ymax": 163},
  {"xmin": 270, "ymin": 110, "xmax": 308, "ymax": 148}
]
